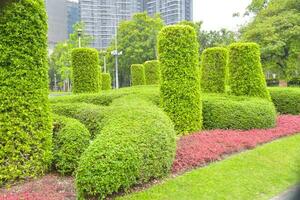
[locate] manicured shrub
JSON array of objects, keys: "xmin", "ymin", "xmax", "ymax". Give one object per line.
[
  {"xmin": 266, "ymin": 79, "xmax": 280, "ymax": 87},
  {"xmin": 144, "ymin": 60, "xmax": 160, "ymax": 85},
  {"xmin": 201, "ymin": 47, "xmax": 228, "ymax": 93},
  {"xmin": 76, "ymin": 97, "xmax": 176, "ymax": 199},
  {"xmin": 131, "ymin": 64, "xmax": 146, "ymax": 86},
  {"xmin": 72, "ymin": 48, "xmax": 101, "ymax": 93},
  {"xmin": 269, "ymin": 87, "xmax": 300, "ymax": 114},
  {"xmin": 0, "ymin": 0, "xmax": 52, "ymax": 185},
  {"xmin": 228, "ymin": 43, "xmax": 271, "ymax": 100},
  {"xmin": 52, "ymin": 115, "xmax": 90, "ymax": 175},
  {"xmin": 102, "ymin": 73, "xmax": 112, "ymax": 90},
  {"xmin": 158, "ymin": 25, "xmax": 202, "ymax": 134},
  {"xmin": 202, "ymin": 94, "xmax": 276, "ymax": 130},
  {"xmin": 288, "ymin": 78, "xmax": 300, "ymax": 87}
]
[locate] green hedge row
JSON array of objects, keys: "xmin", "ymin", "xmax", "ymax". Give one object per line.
[
  {"xmin": 269, "ymin": 87, "xmax": 300, "ymax": 115},
  {"xmin": 228, "ymin": 43, "xmax": 270, "ymax": 100},
  {"xmin": 131, "ymin": 64, "xmax": 146, "ymax": 86},
  {"xmin": 144, "ymin": 60, "xmax": 160, "ymax": 85},
  {"xmin": 52, "ymin": 115, "xmax": 90, "ymax": 175},
  {"xmin": 102, "ymin": 73, "xmax": 112, "ymax": 90},
  {"xmin": 158, "ymin": 25, "xmax": 202, "ymax": 134},
  {"xmin": 76, "ymin": 97, "xmax": 176, "ymax": 199},
  {"xmin": 72, "ymin": 48, "xmax": 101, "ymax": 93},
  {"xmin": 0, "ymin": 0, "xmax": 52, "ymax": 185},
  {"xmin": 203, "ymin": 94, "xmax": 277, "ymax": 130},
  {"xmin": 201, "ymin": 47, "xmax": 228, "ymax": 93}
]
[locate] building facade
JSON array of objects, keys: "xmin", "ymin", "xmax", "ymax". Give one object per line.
[{"xmin": 67, "ymin": 1, "xmax": 80, "ymax": 36}]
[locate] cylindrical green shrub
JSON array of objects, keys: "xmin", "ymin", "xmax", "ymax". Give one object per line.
[
  {"xmin": 72, "ymin": 48, "xmax": 101, "ymax": 93},
  {"xmin": 203, "ymin": 94, "xmax": 276, "ymax": 130},
  {"xmin": 228, "ymin": 43, "xmax": 271, "ymax": 99},
  {"xmin": 201, "ymin": 47, "xmax": 228, "ymax": 93},
  {"xmin": 76, "ymin": 97, "xmax": 176, "ymax": 199},
  {"xmin": 52, "ymin": 115, "xmax": 90, "ymax": 175},
  {"xmin": 269, "ymin": 87, "xmax": 300, "ymax": 114},
  {"xmin": 0, "ymin": 0, "xmax": 52, "ymax": 185},
  {"xmin": 131, "ymin": 64, "xmax": 146, "ymax": 86},
  {"xmin": 102, "ymin": 73, "xmax": 112, "ymax": 90},
  {"xmin": 158, "ymin": 25, "xmax": 202, "ymax": 134},
  {"xmin": 144, "ymin": 60, "xmax": 160, "ymax": 85}
]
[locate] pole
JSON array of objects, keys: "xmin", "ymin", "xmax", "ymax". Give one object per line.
[
  {"xmin": 104, "ymin": 56, "xmax": 106, "ymax": 73},
  {"xmin": 54, "ymin": 73, "xmax": 57, "ymax": 91},
  {"xmin": 78, "ymin": 36, "xmax": 81, "ymax": 48},
  {"xmin": 115, "ymin": 0, "xmax": 119, "ymax": 89}
]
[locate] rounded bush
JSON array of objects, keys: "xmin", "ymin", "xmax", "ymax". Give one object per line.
[
  {"xmin": 72, "ymin": 48, "xmax": 101, "ymax": 93},
  {"xmin": 131, "ymin": 64, "xmax": 146, "ymax": 86},
  {"xmin": 144, "ymin": 60, "xmax": 160, "ymax": 85},
  {"xmin": 0, "ymin": 0, "xmax": 52, "ymax": 185},
  {"xmin": 269, "ymin": 87, "xmax": 300, "ymax": 114},
  {"xmin": 158, "ymin": 25, "xmax": 202, "ymax": 134},
  {"xmin": 203, "ymin": 94, "xmax": 276, "ymax": 130},
  {"xmin": 76, "ymin": 98, "xmax": 176, "ymax": 199},
  {"xmin": 201, "ymin": 47, "xmax": 228, "ymax": 93},
  {"xmin": 102, "ymin": 73, "xmax": 112, "ymax": 90},
  {"xmin": 52, "ymin": 115, "xmax": 90, "ymax": 175},
  {"xmin": 228, "ymin": 43, "xmax": 271, "ymax": 100}
]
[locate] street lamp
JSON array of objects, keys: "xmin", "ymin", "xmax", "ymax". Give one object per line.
[
  {"xmin": 77, "ymin": 28, "xmax": 82, "ymax": 48},
  {"xmin": 111, "ymin": 50, "xmax": 122, "ymax": 89}
]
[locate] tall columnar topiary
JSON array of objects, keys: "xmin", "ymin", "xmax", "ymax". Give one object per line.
[
  {"xmin": 228, "ymin": 43, "xmax": 271, "ymax": 100},
  {"xmin": 102, "ymin": 73, "xmax": 112, "ymax": 90},
  {"xmin": 131, "ymin": 64, "xmax": 146, "ymax": 86},
  {"xmin": 72, "ymin": 48, "xmax": 101, "ymax": 93},
  {"xmin": 201, "ymin": 47, "xmax": 228, "ymax": 93},
  {"xmin": 158, "ymin": 25, "xmax": 202, "ymax": 134},
  {"xmin": 0, "ymin": 0, "xmax": 52, "ymax": 185},
  {"xmin": 144, "ymin": 60, "xmax": 160, "ymax": 85}
]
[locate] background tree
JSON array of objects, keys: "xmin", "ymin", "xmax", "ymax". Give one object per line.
[
  {"xmin": 106, "ymin": 13, "xmax": 164, "ymax": 87},
  {"xmin": 240, "ymin": 0, "xmax": 300, "ymax": 80}
]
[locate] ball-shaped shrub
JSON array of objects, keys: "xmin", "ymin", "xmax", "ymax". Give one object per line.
[
  {"xmin": 269, "ymin": 87, "xmax": 300, "ymax": 115},
  {"xmin": 0, "ymin": 0, "xmax": 52, "ymax": 185},
  {"xmin": 158, "ymin": 25, "xmax": 202, "ymax": 134},
  {"xmin": 52, "ymin": 115, "xmax": 90, "ymax": 175},
  {"xmin": 102, "ymin": 73, "xmax": 112, "ymax": 90},
  {"xmin": 201, "ymin": 47, "xmax": 228, "ymax": 93},
  {"xmin": 72, "ymin": 48, "xmax": 101, "ymax": 93},
  {"xmin": 131, "ymin": 64, "xmax": 146, "ymax": 86},
  {"xmin": 203, "ymin": 94, "xmax": 276, "ymax": 130},
  {"xmin": 76, "ymin": 98, "xmax": 176, "ymax": 199},
  {"xmin": 228, "ymin": 43, "xmax": 271, "ymax": 100},
  {"xmin": 144, "ymin": 60, "xmax": 160, "ymax": 85}
]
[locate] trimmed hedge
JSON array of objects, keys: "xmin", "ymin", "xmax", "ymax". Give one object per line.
[
  {"xmin": 102, "ymin": 73, "xmax": 112, "ymax": 90},
  {"xmin": 72, "ymin": 48, "xmax": 101, "ymax": 93},
  {"xmin": 144, "ymin": 60, "xmax": 160, "ymax": 85},
  {"xmin": 266, "ymin": 79, "xmax": 280, "ymax": 87},
  {"xmin": 131, "ymin": 64, "xmax": 146, "ymax": 86},
  {"xmin": 52, "ymin": 115, "xmax": 90, "ymax": 175},
  {"xmin": 76, "ymin": 97, "xmax": 176, "ymax": 199},
  {"xmin": 288, "ymin": 78, "xmax": 300, "ymax": 87},
  {"xmin": 269, "ymin": 87, "xmax": 300, "ymax": 115},
  {"xmin": 203, "ymin": 94, "xmax": 277, "ymax": 130},
  {"xmin": 201, "ymin": 47, "xmax": 228, "ymax": 93},
  {"xmin": 0, "ymin": 0, "xmax": 52, "ymax": 185},
  {"xmin": 158, "ymin": 25, "xmax": 202, "ymax": 134},
  {"xmin": 228, "ymin": 43, "xmax": 271, "ymax": 100}
]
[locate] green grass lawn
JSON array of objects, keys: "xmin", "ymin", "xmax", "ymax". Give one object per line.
[{"xmin": 119, "ymin": 134, "xmax": 300, "ymax": 200}]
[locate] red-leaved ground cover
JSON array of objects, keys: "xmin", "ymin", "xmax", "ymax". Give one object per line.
[
  {"xmin": 172, "ymin": 115, "xmax": 300, "ymax": 173},
  {"xmin": 1, "ymin": 115, "xmax": 300, "ymax": 199}
]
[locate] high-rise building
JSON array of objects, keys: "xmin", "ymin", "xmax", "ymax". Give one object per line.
[
  {"xmin": 45, "ymin": 0, "xmax": 68, "ymax": 52},
  {"xmin": 67, "ymin": 1, "xmax": 80, "ymax": 36},
  {"xmin": 79, "ymin": 0, "xmax": 193, "ymax": 49}
]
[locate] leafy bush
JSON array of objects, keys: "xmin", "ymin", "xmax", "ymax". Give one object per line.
[
  {"xmin": 52, "ymin": 115, "xmax": 90, "ymax": 175},
  {"xmin": 158, "ymin": 25, "xmax": 202, "ymax": 134},
  {"xmin": 102, "ymin": 73, "xmax": 112, "ymax": 90},
  {"xmin": 0, "ymin": 0, "xmax": 52, "ymax": 185},
  {"xmin": 144, "ymin": 60, "xmax": 160, "ymax": 85},
  {"xmin": 269, "ymin": 87, "xmax": 300, "ymax": 114},
  {"xmin": 72, "ymin": 48, "xmax": 101, "ymax": 93},
  {"xmin": 51, "ymin": 103, "xmax": 105, "ymax": 138},
  {"xmin": 203, "ymin": 94, "xmax": 276, "ymax": 130},
  {"xmin": 131, "ymin": 64, "xmax": 146, "ymax": 86},
  {"xmin": 228, "ymin": 43, "xmax": 271, "ymax": 100},
  {"xmin": 76, "ymin": 97, "xmax": 176, "ymax": 199},
  {"xmin": 201, "ymin": 47, "xmax": 228, "ymax": 93},
  {"xmin": 287, "ymin": 78, "xmax": 300, "ymax": 87}
]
